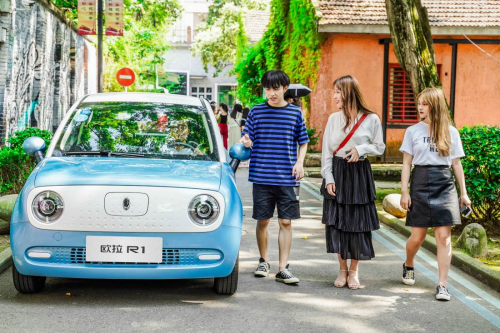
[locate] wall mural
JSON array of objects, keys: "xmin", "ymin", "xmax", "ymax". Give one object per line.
[{"xmin": 1, "ymin": 0, "xmax": 97, "ymax": 142}]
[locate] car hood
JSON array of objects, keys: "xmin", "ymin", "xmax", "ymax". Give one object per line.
[{"xmin": 34, "ymin": 157, "xmax": 222, "ymax": 191}]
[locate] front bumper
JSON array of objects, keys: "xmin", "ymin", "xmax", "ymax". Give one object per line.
[{"xmin": 11, "ymin": 222, "xmax": 241, "ymax": 280}]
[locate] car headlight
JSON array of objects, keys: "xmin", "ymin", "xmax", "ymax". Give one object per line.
[
  {"xmin": 32, "ymin": 191, "xmax": 64, "ymax": 223},
  {"xmin": 188, "ymin": 195, "xmax": 220, "ymax": 226}
]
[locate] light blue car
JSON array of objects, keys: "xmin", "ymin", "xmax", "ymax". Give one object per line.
[{"xmin": 10, "ymin": 93, "xmax": 250, "ymax": 295}]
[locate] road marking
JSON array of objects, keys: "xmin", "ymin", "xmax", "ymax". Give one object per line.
[{"xmin": 301, "ymin": 178, "xmax": 500, "ymax": 328}]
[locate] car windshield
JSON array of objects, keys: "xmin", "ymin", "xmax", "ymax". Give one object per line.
[{"xmin": 53, "ymin": 102, "xmax": 219, "ymax": 161}]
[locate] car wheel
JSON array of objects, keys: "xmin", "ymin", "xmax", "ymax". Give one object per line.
[
  {"xmin": 12, "ymin": 264, "xmax": 46, "ymax": 294},
  {"xmin": 213, "ymin": 256, "xmax": 239, "ymax": 295}
]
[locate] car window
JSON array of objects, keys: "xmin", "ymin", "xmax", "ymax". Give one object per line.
[{"xmin": 54, "ymin": 102, "xmax": 219, "ymax": 161}]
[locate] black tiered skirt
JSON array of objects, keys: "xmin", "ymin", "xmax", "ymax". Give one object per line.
[{"xmin": 321, "ymin": 157, "xmax": 379, "ymax": 260}]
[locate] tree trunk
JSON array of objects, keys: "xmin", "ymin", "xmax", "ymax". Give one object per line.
[{"xmin": 385, "ymin": 0, "xmax": 443, "ymax": 105}]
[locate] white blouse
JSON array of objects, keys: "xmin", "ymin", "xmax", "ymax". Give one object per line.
[{"xmin": 321, "ymin": 112, "xmax": 386, "ymax": 185}]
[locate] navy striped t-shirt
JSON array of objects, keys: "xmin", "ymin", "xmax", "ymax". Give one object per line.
[{"xmin": 242, "ymin": 102, "xmax": 310, "ymax": 186}]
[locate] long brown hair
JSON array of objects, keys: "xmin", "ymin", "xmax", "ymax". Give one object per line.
[
  {"xmin": 333, "ymin": 75, "xmax": 375, "ymax": 132},
  {"xmin": 418, "ymin": 88, "xmax": 452, "ymax": 157}
]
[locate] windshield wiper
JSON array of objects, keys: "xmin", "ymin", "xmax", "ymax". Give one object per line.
[{"xmin": 64, "ymin": 151, "xmax": 145, "ymax": 158}]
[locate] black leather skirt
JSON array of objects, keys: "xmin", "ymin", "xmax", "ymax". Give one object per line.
[
  {"xmin": 321, "ymin": 157, "xmax": 379, "ymax": 260},
  {"xmin": 406, "ymin": 165, "xmax": 461, "ymax": 227}
]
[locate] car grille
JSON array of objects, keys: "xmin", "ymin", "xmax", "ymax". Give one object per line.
[{"xmin": 27, "ymin": 247, "xmax": 221, "ymax": 266}]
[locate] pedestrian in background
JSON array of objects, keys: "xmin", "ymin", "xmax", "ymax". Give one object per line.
[
  {"xmin": 210, "ymin": 101, "xmax": 217, "ymax": 116},
  {"xmin": 240, "ymin": 70, "xmax": 309, "ymax": 284},
  {"xmin": 240, "ymin": 107, "xmax": 250, "ymax": 132},
  {"xmin": 321, "ymin": 75, "xmax": 385, "ymax": 289},
  {"xmin": 399, "ymin": 87, "xmax": 471, "ymax": 301},
  {"xmin": 217, "ymin": 103, "xmax": 229, "ymax": 149},
  {"xmin": 228, "ymin": 103, "xmax": 243, "ymax": 148},
  {"xmin": 239, "ymin": 107, "xmax": 251, "ymax": 167}
]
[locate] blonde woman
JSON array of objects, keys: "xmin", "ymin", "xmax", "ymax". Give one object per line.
[
  {"xmin": 321, "ymin": 75, "xmax": 385, "ymax": 289},
  {"xmin": 400, "ymin": 87, "xmax": 471, "ymax": 301}
]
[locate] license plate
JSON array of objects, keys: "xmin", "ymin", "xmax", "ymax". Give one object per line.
[{"xmin": 86, "ymin": 236, "xmax": 163, "ymax": 263}]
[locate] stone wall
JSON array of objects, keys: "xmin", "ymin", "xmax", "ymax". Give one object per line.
[{"xmin": 0, "ymin": 0, "xmax": 97, "ymax": 143}]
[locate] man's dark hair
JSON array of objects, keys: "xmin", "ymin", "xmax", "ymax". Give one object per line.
[{"xmin": 261, "ymin": 70, "xmax": 290, "ymax": 89}]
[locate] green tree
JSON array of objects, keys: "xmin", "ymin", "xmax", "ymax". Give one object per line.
[
  {"xmin": 233, "ymin": 0, "xmax": 324, "ymax": 112},
  {"xmin": 191, "ymin": 0, "xmax": 267, "ymax": 76},
  {"xmin": 50, "ymin": 0, "xmax": 182, "ymax": 92}
]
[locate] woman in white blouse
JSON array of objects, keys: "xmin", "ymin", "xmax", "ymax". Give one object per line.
[{"xmin": 321, "ymin": 75, "xmax": 385, "ymax": 289}]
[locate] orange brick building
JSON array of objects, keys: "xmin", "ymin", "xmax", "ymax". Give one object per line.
[{"xmin": 310, "ymin": 0, "xmax": 500, "ymax": 160}]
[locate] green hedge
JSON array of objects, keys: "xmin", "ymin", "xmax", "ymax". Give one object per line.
[
  {"xmin": 459, "ymin": 125, "xmax": 500, "ymax": 227},
  {"xmin": 0, "ymin": 128, "xmax": 53, "ymax": 195}
]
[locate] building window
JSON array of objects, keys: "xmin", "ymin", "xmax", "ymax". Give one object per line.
[
  {"xmin": 199, "ymin": 87, "xmax": 205, "ymax": 93},
  {"xmin": 192, "ymin": 87, "xmax": 198, "ymax": 93},
  {"xmin": 207, "ymin": 87, "xmax": 212, "ymax": 93},
  {"xmin": 388, "ymin": 64, "xmax": 441, "ymax": 124},
  {"xmin": 207, "ymin": 95, "xmax": 212, "ymax": 101}
]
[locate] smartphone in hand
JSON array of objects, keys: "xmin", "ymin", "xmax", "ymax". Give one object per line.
[{"xmin": 460, "ymin": 204, "xmax": 472, "ymax": 218}]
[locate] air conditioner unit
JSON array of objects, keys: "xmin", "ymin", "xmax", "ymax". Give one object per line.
[
  {"xmin": 0, "ymin": 28, "xmax": 7, "ymax": 43},
  {"xmin": 0, "ymin": 0, "xmax": 10, "ymax": 13}
]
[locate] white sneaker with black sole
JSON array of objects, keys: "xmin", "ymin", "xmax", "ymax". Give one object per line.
[
  {"xmin": 254, "ymin": 258, "xmax": 270, "ymax": 277},
  {"xmin": 275, "ymin": 264, "xmax": 299, "ymax": 284},
  {"xmin": 402, "ymin": 263, "xmax": 415, "ymax": 286},
  {"xmin": 436, "ymin": 284, "xmax": 451, "ymax": 301}
]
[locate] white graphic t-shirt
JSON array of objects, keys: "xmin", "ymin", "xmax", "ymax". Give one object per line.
[{"xmin": 399, "ymin": 121, "xmax": 465, "ymax": 166}]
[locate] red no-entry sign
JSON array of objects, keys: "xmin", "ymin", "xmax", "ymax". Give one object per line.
[{"xmin": 116, "ymin": 68, "xmax": 136, "ymax": 87}]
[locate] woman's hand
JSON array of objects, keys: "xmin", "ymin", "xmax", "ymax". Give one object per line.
[
  {"xmin": 345, "ymin": 147, "xmax": 360, "ymax": 162},
  {"xmin": 460, "ymin": 193, "xmax": 471, "ymax": 208},
  {"xmin": 327, "ymin": 183, "xmax": 336, "ymax": 196},
  {"xmin": 400, "ymin": 191, "xmax": 411, "ymax": 211}
]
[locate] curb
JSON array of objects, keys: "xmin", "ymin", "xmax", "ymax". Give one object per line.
[
  {"xmin": 0, "ymin": 247, "xmax": 12, "ymax": 275},
  {"xmin": 377, "ymin": 210, "xmax": 500, "ymax": 292}
]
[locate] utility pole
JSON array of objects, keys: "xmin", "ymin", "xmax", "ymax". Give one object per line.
[{"xmin": 97, "ymin": 0, "xmax": 104, "ymax": 93}]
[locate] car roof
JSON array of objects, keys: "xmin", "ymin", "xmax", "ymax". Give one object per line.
[{"xmin": 81, "ymin": 93, "xmax": 204, "ymax": 107}]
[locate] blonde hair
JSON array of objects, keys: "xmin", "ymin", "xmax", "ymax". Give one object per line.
[
  {"xmin": 418, "ymin": 87, "xmax": 452, "ymax": 156},
  {"xmin": 333, "ymin": 75, "xmax": 375, "ymax": 132}
]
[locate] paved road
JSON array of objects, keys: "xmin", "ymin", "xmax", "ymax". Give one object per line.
[{"xmin": 1, "ymin": 169, "xmax": 499, "ymax": 332}]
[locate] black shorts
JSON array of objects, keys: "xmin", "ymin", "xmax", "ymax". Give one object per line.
[{"xmin": 252, "ymin": 184, "xmax": 301, "ymax": 220}]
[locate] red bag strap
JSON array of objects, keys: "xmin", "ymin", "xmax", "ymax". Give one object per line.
[{"xmin": 332, "ymin": 114, "xmax": 368, "ymax": 156}]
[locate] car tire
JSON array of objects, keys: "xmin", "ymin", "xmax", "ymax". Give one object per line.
[
  {"xmin": 12, "ymin": 264, "xmax": 46, "ymax": 294},
  {"xmin": 213, "ymin": 256, "xmax": 239, "ymax": 295}
]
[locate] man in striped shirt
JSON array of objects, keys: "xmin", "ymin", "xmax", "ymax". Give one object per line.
[{"xmin": 240, "ymin": 70, "xmax": 309, "ymax": 284}]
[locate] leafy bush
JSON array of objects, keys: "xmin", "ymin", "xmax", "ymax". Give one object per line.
[
  {"xmin": 0, "ymin": 128, "xmax": 53, "ymax": 195},
  {"xmin": 459, "ymin": 125, "xmax": 500, "ymax": 226},
  {"xmin": 306, "ymin": 127, "xmax": 321, "ymax": 152},
  {"xmin": 307, "ymin": 127, "xmax": 321, "ymax": 146}
]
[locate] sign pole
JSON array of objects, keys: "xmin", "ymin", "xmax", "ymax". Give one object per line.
[{"xmin": 97, "ymin": 0, "xmax": 103, "ymax": 93}]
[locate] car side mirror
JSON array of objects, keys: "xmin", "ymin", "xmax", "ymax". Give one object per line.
[
  {"xmin": 23, "ymin": 136, "xmax": 46, "ymax": 163},
  {"xmin": 229, "ymin": 143, "xmax": 251, "ymax": 172}
]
